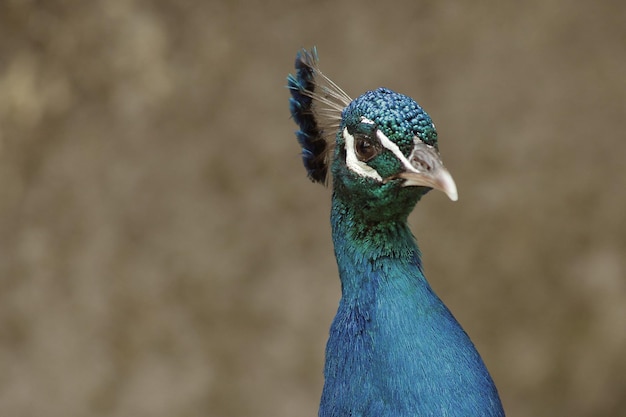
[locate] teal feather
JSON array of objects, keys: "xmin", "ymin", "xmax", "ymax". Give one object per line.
[{"xmin": 288, "ymin": 48, "xmax": 505, "ymax": 417}]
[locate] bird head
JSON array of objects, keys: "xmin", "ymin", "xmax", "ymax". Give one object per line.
[{"xmin": 288, "ymin": 49, "xmax": 457, "ymax": 221}]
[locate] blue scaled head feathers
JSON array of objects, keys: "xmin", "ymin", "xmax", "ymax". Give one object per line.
[{"xmin": 287, "ymin": 48, "xmax": 457, "ymax": 201}]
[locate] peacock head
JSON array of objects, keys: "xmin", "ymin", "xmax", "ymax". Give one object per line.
[{"xmin": 288, "ymin": 48, "xmax": 457, "ymax": 220}]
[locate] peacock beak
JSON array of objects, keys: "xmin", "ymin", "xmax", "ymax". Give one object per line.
[{"xmin": 396, "ymin": 142, "xmax": 458, "ymax": 201}]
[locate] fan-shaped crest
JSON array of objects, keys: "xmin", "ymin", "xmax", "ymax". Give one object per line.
[{"xmin": 287, "ymin": 48, "xmax": 352, "ymax": 184}]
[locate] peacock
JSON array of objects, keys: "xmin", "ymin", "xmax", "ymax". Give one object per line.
[{"xmin": 287, "ymin": 48, "xmax": 505, "ymax": 417}]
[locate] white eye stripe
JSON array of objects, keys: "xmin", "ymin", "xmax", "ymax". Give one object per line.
[
  {"xmin": 343, "ymin": 128, "xmax": 383, "ymax": 181},
  {"xmin": 360, "ymin": 117, "xmax": 424, "ymax": 175},
  {"xmin": 344, "ymin": 119, "xmax": 430, "ymax": 180},
  {"xmin": 375, "ymin": 130, "xmax": 422, "ymax": 174}
]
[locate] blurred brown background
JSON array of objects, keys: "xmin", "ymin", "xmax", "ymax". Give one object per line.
[{"xmin": 1, "ymin": 1, "xmax": 625, "ymax": 416}]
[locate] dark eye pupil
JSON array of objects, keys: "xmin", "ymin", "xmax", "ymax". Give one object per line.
[{"xmin": 355, "ymin": 138, "xmax": 377, "ymax": 161}]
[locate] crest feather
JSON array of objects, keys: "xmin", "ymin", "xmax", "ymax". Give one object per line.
[{"xmin": 287, "ymin": 47, "xmax": 351, "ymax": 184}]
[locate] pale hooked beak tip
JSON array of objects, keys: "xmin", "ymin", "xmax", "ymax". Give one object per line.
[
  {"xmin": 394, "ymin": 140, "xmax": 459, "ymax": 202},
  {"xmin": 447, "ymin": 189, "xmax": 459, "ymax": 202},
  {"xmin": 439, "ymin": 170, "xmax": 458, "ymax": 202},
  {"xmin": 397, "ymin": 166, "xmax": 459, "ymax": 202}
]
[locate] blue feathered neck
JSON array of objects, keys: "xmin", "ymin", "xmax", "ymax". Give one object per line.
[{"xmin": 320, "ymin": 192, "xmax": 505, "ymax": 417}]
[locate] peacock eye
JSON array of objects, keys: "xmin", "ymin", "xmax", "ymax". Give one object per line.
[{"xmin": 354, "ymin": 136, "xmax": 380, "ymax": 162}]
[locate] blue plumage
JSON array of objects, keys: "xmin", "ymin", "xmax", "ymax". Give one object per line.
[
  {"xmin": 343, "ymin": 87, "xmax": 438, "ymax": 149},
  {"xmin": 287, "ymin": 47, "xmax": 329, "ymax": 183},
  {"xmin": 288, "ymin": 49, "xmax": 504, "ymax": 417}
]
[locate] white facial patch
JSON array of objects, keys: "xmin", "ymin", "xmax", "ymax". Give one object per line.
[
  {"xmin": 343, "ymin": 127, "xmax": 383, "ymax": 181},
  {"xmin": 359, "ymin": 117, "xmax": 425, "ymax": 175},
  {"xmin": 344, "ymin": 117, "xmax": 433, "ymax": 181},
  {"xmin": 374, "ymin": 130, "xmax": 422, "ymax": 174}
]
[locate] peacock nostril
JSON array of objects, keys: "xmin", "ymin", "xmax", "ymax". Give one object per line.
[{"xmin": 411, "ymin": 157, "xmax": 432, "ymax": 172}]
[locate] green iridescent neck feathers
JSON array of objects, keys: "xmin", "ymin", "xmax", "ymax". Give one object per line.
[{"xmin": 287, "ymin": 48, "xmax": 504, "ymax": 417}]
